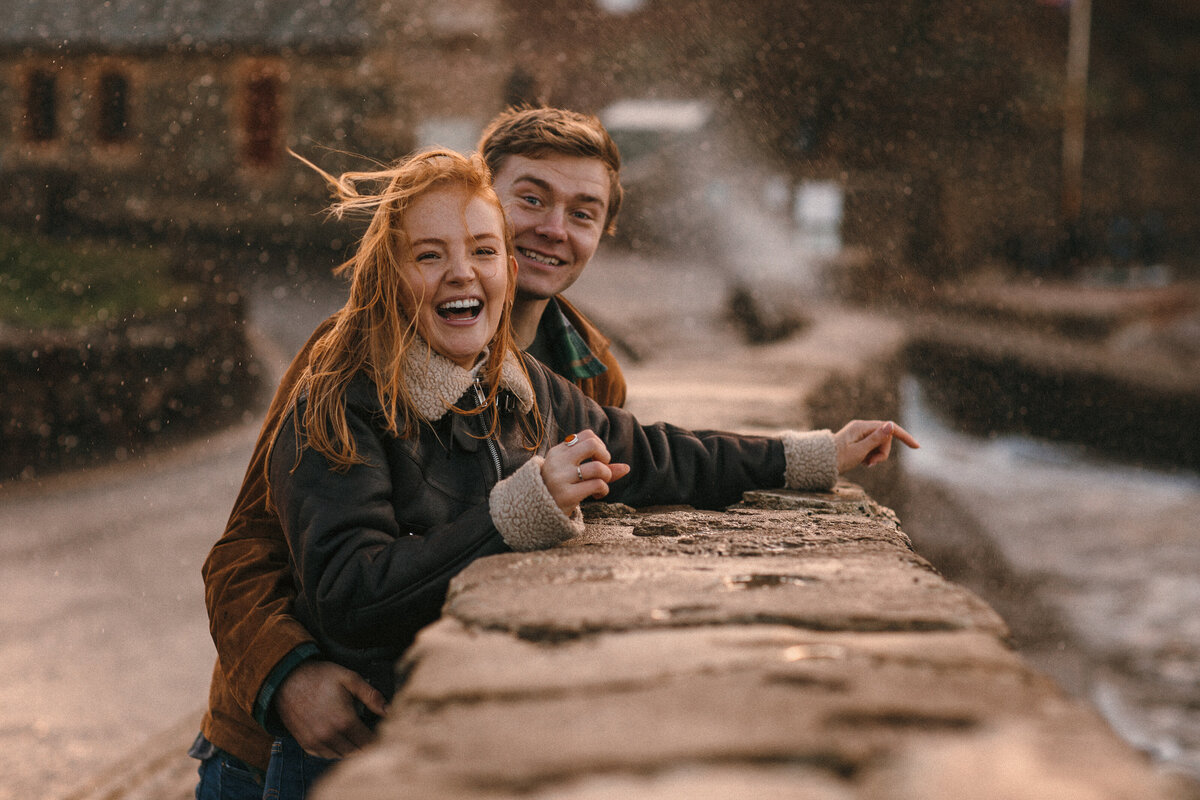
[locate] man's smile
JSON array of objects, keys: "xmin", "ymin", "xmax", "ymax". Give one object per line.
[{"xmin": 517, "ymin": 247, "xmax": 565, "ymax": 267}]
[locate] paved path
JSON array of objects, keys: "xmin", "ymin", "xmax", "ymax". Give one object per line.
[{"xmin": 0, "ymin": 417, "xmax": 247, "ymax": 799}]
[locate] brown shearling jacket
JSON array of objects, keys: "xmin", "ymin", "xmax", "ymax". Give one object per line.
[{"xmin": 199, "ymin": 297, "xmax": 625, "ymax": 771}]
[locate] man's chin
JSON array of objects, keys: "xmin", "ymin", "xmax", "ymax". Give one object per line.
[{"xmin": 515, "ymin": 286, "xmax": 558, "ymax": 303}]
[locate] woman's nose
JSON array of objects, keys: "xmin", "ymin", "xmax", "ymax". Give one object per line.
[{"xmin": 444, "ymin": 252, "xmax": 474, "ymax": 281}]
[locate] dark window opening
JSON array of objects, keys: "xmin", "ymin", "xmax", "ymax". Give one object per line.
[
  {"xmin": 242, "ymin": 74, "xmax": 281, "ymax": 167},
  {"xmin": 98, "ymin": 71, "xmax": 130, "ymax": 143},
  {"xmin": 25, "ymin": 70, "xmax": 58, "ymax": 142}
]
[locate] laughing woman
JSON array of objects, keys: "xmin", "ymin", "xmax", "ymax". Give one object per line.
[{"xmin": 263, "ymin": 149, "xmax": 917, "ymax": 796}]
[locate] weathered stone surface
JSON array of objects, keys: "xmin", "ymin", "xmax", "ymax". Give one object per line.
[
  {"xmin": 443, "ymin": 507, "xmax": 1004, "ymax": 642},
  {"xmin": 396, "ymin": 622, "xmax": 1026, "ymax": 703},
  {"xmin": 520, "ymin": 764, "xmax": 857, "ymax": 800},
  {"xmin": 315, "ymin": 497, "xmax": 1190, "ymax": 800}
]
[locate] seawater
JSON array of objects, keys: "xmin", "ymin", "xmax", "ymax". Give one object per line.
[{"xmin": 901, "ymin": 375, "xmax": 1200, "ymax": 780}]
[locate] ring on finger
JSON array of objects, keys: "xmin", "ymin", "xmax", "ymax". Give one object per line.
[
  {"xmin": 564, "ymin": 433, "xmax": 578, "ymax": 447},
  {"xmin": 576, "ymin": 465, "xmax": 584, "ymax": 482}
]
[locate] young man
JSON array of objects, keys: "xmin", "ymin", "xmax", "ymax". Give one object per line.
[{"xmin": 192, "ymin": 106, "xmax": 627, "ymax": 799}]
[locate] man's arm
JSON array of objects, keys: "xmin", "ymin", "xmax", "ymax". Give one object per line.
[
  {"xmin": 203, "ymin": 315, "xmax": 382, "ymax": 756},
  {"xmin": 203, "ymin": 319, "xmax": 329, "ymax": 718}
]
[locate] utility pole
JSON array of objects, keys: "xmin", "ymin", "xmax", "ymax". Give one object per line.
[{"xmin": 1062, "ymin": 0, "xmax": 1092, "ymax": 224}]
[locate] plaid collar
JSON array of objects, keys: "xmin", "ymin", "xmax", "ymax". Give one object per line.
[{"xmin": 536, "ymin": 298, "xmax": 609, "ymax": 381}]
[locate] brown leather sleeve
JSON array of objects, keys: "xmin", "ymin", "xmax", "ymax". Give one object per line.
[{"xmin": 201, "ymin": 316, "xmax": 335, "ymax": 713}]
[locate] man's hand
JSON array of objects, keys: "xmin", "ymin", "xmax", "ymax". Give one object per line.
[
  {"xmin": 833, "ymin": 420, "xmax": 920, "ymax": 474},
  {"xmin": 274, "ymin": 660, "xmax": 388, "ymax": 760}
]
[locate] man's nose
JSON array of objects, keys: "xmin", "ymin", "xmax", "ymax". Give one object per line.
[{"xmin": 536, "ymin": 207, "xmax": 567, "ymax": 241}]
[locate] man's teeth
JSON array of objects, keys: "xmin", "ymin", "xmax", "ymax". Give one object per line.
[{"xmin": 519, "ymin": 248, "xmax": 563, "ymax": 266}]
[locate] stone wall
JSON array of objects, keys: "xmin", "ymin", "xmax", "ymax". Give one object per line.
[
  {"xmin": 0, "ymin": 288, "xmax": 261, "ymax": 480},
  {"xmin": 315, "ymin": 487, "xmax": 1192, "ymax": 800}
]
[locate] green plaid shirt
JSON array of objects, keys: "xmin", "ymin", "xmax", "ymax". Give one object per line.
[{"xmin": 536, "ymin": 298, "xmax": 609, "ymax": 381}]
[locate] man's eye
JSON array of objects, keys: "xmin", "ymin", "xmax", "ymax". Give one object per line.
[
  {"xmin": 572, "ymin": 210, "xmax": 597, "ymax": 221},
  {"xmin": 521, "ymin": 195, "xmax": 542, "ymax": 207}
]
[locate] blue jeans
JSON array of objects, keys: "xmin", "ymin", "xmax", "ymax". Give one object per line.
[
  {"xmin": 190, "ymin": 733, "xmax": 265, "ymax": 800},
  {"xmin": 262, "ymin": 735, "xmax": 337, "ymax": 800}
]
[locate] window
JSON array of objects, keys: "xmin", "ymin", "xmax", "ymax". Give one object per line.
[
  {"xmin": 98, "ymin": 71, "xmax": 130, "ymax": 143},
  {"xmin": 241, "ymin": 72, "xmax": 281, "ymax": 167},
  {"xmin": 25, "ymin": 69, "xmax": 58, "ymax": 142}
]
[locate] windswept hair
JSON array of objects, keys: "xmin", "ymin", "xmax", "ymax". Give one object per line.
[
  {"xmin": 478, "ymin": 105, "xmax": 624, "ymax": 236},
  {"xmin": 277, "ymin": 147, "xmax": 529, "ymax": 471}
]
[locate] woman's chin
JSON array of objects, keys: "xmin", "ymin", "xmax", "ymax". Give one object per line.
[{"xmin": 431, "ymin": 339, "xmax": 489, "ymax": 369}]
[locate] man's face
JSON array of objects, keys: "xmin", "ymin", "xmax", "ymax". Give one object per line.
[{"xmin": 492, "ymin": 154, "xmax": 611, "ymax": 302}]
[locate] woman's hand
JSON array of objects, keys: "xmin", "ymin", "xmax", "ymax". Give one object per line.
[
  {"xmin": 541, "ymin": 429, "xmax": 631, "ymax": 515},
  {"xmin": 833, "ymin": 420, "xmax": 920, "ymax": 474}
]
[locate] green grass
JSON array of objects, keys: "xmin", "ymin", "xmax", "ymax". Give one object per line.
[{"xmin": 0, "ymin": 228, "xmax": 187, "ymax": 329}]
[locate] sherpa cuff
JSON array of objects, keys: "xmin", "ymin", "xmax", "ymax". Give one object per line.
[
  {"xmin": 489, "ymin": 456, "xmax": 585, "ymax": 551},
  {"xmin": 781, "ymin": 429, "xmax": 838, "ymax": 491}
]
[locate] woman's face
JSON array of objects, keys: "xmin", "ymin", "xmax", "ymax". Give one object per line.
[{"xmin": 400, "ymin": 185, "xmax": 511, "ymax": 369}]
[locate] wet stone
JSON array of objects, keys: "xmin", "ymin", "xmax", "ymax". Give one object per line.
[{"xmin": 316, "ymin": 493, "xmax": 1189, "ymax": 800}]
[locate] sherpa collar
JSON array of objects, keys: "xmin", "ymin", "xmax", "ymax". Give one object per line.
[{"xmin": 403, "ymin": 341, "xmax": 535, "ymax": 422}]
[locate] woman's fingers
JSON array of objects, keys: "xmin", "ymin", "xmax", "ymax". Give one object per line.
[
  {"xmin": 868, "ymin": 423, "xmax": 894, "ymax": 461},
  {"xmin": 542, "ymin": 430, "xmax": 629, "ymax": 511},
  {"xmin": 576, "ymin": 458, "xmax": 631, "ymax": 498},
  {"xmin": 890, "ymin": 424, "xmax": 920, "ymax": 450},
  {"xmin": 553, "ymin": 429, "xmax": 609, "ymax": 463},
  {"xmin": 588, "ymin": 461, "xmax": 631, "ymax": 499},
  {"xmin": 835, "ymin": 420, "xmax": 921, "ymax": 473}
]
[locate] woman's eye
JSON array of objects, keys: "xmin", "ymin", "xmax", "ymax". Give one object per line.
[
  {"xmin": 475, "ymin": 247, "xmax": 498, "ymax": 256},
  {"xmin": 414, "ymin": 251, "xmax": 438, "ymax": 261}
]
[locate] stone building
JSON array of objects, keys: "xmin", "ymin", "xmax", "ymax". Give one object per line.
[
  {"xmin": 0, "ymin": 0, "xmax": 514, "ymax": 248},
  {"xmin": 4, "ymin": 0, "xmax": 1196, "ymax": 275}
]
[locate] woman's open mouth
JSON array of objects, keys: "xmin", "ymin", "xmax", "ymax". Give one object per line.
[{"xmin": 436, "ymin": 298, "xmax": 483, "ymax": 321}]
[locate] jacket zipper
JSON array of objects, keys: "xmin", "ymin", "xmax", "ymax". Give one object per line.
[{"xmin": 472, "ymin": 378, "xmax": 503, "ymax": 483}]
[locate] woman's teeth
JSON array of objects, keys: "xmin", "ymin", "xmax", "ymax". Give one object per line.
[{"xmin": 437, "ymin": 299, "xmax": 481, "ymax": 319}]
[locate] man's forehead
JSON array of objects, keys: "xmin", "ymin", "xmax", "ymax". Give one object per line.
[{"xmin": 495, "ymin": 154, "xmax": 610, "ymax": 204}]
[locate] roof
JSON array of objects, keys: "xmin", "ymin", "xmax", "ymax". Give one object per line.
[{"xmin": 2, "ymin": 0, "xmax": 373, "ymax": 52}]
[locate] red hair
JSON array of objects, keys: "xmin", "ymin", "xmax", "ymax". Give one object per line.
[{"xmin": 278, "ymin": 148, "xmax": 530, "ymax": 470}]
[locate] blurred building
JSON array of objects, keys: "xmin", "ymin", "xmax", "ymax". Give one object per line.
[
  {"xmin": 500, "ymin": 0, "xmax": 1200, "ymax": 280},
  {"xmin": 3, "ymin": 0, "xmax": 1196, "ymax": 277},
  {"xmin": 0, "ymin": 0, "xmax": 513, "ymax": 248}
]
